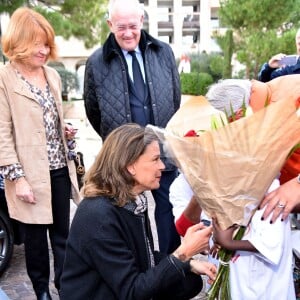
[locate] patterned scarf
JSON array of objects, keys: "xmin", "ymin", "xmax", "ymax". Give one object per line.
[{"xmin": 123, "ymin": 192, "xmax": 155, "ymax": 267}]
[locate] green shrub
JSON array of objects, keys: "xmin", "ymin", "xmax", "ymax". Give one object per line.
[
  {"xmin": 54, "ymin": 67, "xmax": 79, "ymax": 94},
  {"xmin": 180, "ymin": 72, "xmax": 213, "ymax": 95}
]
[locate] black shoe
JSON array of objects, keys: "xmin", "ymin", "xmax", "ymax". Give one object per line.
[{"xmin": 37, "ymin": 291, "xmax": 52, "ymax": 300}]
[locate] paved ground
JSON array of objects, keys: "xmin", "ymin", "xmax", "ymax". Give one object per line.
[
  {"xmin": 0, "ymin": 244, "xmax": 59, "ymax": 300},
  {"xmin": 0, "ymin": 101, "xmax": 208, "ymax": 299}
]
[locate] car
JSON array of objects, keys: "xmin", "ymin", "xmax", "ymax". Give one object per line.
[{"xmin": 0, "ymin": 188, "xmax": 24, "ymax": 276}]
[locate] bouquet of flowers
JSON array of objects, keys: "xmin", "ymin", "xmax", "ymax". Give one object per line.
[
  {"xmin": 151, "ymin": 95, "xmax": 300, "ymax": 229},
  {"xmin": 147, "ymin": 93, "xmax": 300, "ymax": 299}
]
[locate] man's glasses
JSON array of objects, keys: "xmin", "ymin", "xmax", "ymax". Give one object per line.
[{"xmin": 115, "ymin": 24, "xmax": 140, "ymax": 32}]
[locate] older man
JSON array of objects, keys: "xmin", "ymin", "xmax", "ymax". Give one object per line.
[{"xmin": 84, "ymin": 0, "xmax": 181, "ymax": 253}]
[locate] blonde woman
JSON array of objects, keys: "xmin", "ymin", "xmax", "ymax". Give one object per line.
[{"xmin": 0, "ymin": 8, "xmax": 80, "ymax": 299}]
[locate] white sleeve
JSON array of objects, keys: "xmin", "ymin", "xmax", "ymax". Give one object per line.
[
  {"xmin": 246, "ymin": 178, "xmax": 286, "ymax": 265},
  {"xmin": 169, "ymin": 173, "xmax": 194, "ymax": 221},
  {"xmin": 266, "ymin": 178, "xmax": 280, "ymax": 193},
  {"xmin": 248, "ymin": 206, "xmax": 287, "ymax": 265}
]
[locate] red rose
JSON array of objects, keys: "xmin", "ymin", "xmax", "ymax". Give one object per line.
[
  {"xmin": 296, "ymin": 97, "xmax": 300, "ymax": 109},
  {"xmin": 184, "ymin": 129, "xmax": 198, "ymax": 137}
]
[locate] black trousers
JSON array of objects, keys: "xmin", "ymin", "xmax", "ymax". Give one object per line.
[
  {"xmin": 23, "ymin": 167, "xmax": 71, "ymax": 296},
  {"xmin": 152, "ymin": 170, "xmax": 181, "ymax": 254}
]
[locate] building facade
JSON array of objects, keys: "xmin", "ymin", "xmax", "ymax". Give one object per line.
[
  {"xmin": 1, "ymin": 1, "xmax": 222, "ymax": 98},
  {"xmin": 142, "ymin": 0, "xmax": 222, "ymax": 57},
  {"xmin": 57, "ymin": 0, "xmax": 222, "ymax": 98}
]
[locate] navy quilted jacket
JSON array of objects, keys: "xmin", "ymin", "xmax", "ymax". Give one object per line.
[{"xmin": 84, "ymin": 30, "xmax": 181, "ymax": 140}]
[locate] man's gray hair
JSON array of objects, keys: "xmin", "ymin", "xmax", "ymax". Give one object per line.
[
  {"xmin": 108, "ymin": 0, "xmax": 144, "ymax": 19},
  {"xmin": 206, "ymin": 79, "xmax": 252, "ymax": 116}
]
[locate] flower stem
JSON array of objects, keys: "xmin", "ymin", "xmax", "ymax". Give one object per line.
[{"xmin": 207, "ymin": 226, "xmax": 246, "ymax": 300}]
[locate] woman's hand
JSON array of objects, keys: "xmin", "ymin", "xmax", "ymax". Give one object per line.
[
  {"xmin": 260, "ymin": 176, "xmax": 300, "ymax": 223},
  {"xmin": 15, "ymin": 177, "xmax": 36, "ymax": 204},
  {"xmin": 190, "ymin": 259, "xmax": 217, "ymax": 284},
  {"xmin": 174, "ymin": 222, "xmax": 212, "ymax": 260},
  {"xmin": 65, "ymin": 123, "xmax": 78, "ymax": 140}
]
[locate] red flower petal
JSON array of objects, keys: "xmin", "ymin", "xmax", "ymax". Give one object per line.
[
  {"xmin": 296, "ymin": 97, "xmax": 300, "ymax": 109},
  {"xmin": 184, "ymin": 129, "xmax": 198, "ymax": 137}
]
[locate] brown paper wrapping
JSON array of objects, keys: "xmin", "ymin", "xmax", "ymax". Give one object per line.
[
  {"xmin": 150, "ymin": 95, "xmax": 300, "ymax": 230},
  {"xmin": 166, "ymin": 96, "xmax": 227, "ymax": 135}
]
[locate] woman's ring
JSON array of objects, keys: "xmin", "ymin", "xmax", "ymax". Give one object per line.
[{"xmin": 277, "ymin": 203, "xmax": 285, "ymax": 209}]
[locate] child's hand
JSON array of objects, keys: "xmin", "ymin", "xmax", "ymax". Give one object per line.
[
  {"xmin": 211, "ymin": 217, "xmax": 238, "ymax": 250},
  {"xmin": 210, "ymin": 242, "xmax": 221, "ymax": 259}
]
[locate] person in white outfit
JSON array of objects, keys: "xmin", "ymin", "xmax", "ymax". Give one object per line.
[
  {"xmin": 212, "ymin": 179, "xmax": 295, "ymax": 300},
  {"xmin": 170, "ymin": 161, "xmax": 295, "ymax": 300},
  {"xmin": 170, "ymin": 172, "xmax": 209, "ymax": 235},
  {"xmin": 169, "ymin": 81, "xmax": 296, "ymax": 299}
]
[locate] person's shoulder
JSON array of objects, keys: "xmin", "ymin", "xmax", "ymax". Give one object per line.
[
  {"xmin": 89, "ymin": 47, "xmax": 103, "ymax": 60},
  {"xmin": 79, "ymin": 196, "xmax": 111, "ymax": 208},
  {"xmin": 0, "ymin": 64, "xmax": 16, "ymax": 85},
  {"xmin": 88, "ymin": 35, "xmax": 115, "ymax": 63},
  {"xmin": 142, "ymin": 30, "xmax": 169, "ymax": 51},
  {"xmin": 290, "ymin": 62, "xmax": 300, "ymax": 73},
  {"xmin": 0, "ymin": 64, "xmax": 8, "ymax": 72},
  {"xmin": 0, "ymin": 63, "xmax": 12, "ymax": 76},
  {"xmin": 73, "ymin": 197, "xmax": 122, "ymax": 232},
  {"xmin": 44, "ymin": 64, "xmax": 60, "ymax": 78},
  {"xmin": 86, "ymin": 47, "xmax": 104, "ymax": 70},
  {"xmin": 78, "ymin": 196, "xmax": 115, "ymax": 217},
  {"xmin": 149, "ymin": 36, "xmax": 174, "ymax": 60},
  {"xmin": 69, "ymin": 197, "xmax": 118, "ymax": 244}
]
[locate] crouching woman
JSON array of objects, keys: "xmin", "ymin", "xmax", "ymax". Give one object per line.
[{"xmin": 60, "ymin": 123, "xmax": 216, "ymax": 300}]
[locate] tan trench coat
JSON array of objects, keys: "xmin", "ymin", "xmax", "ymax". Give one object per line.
[{"xmin": 0, "ymin": 63, "xmax": 81, "ymax": 224}]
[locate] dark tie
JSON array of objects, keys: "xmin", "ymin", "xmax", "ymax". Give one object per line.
[{"xmin": 129, "ymin": 51, "xmax": 145, "ymax": 100}]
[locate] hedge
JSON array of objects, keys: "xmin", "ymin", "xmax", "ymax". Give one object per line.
[{"xmin": 180, "ymin": 72, "xmax": 213, "ymax": 96}]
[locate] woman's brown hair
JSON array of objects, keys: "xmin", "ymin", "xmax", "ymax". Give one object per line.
[
  {"xmin": 82, "ymin": 124, "xmax": 159, "ymax": 206},
  {"xmin": 2, "ymin": 7, "xmax": 57, "ymax": 62}
]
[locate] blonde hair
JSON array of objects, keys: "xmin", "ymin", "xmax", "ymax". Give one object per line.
[
  {"xmin": 82, "ymin": 124, "xmax": 159, "ymax": 206},
  {"xmin": 2, "ymin": 7, "xmax": 57, "ymax": 62}
]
